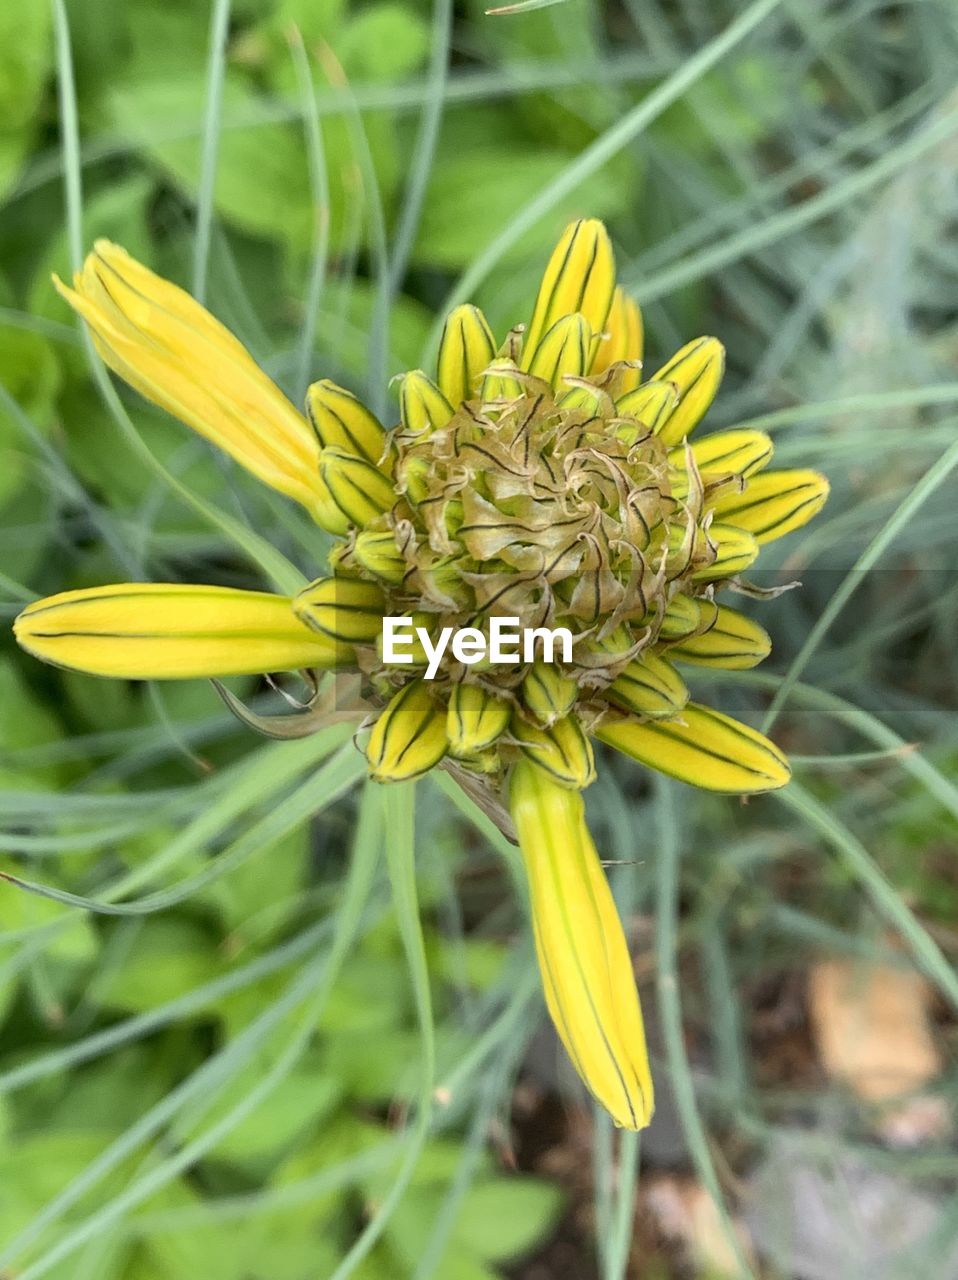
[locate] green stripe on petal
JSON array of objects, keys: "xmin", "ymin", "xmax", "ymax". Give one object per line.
[
  {"xmin": 437, "ymin": 304, "xmax": 497, "ymax": 406},
  {"xmin": 591, "ymin": 285, "xmax": 643, "ymax": 391},
  {"xmin": 697, "ymin": 523, "xmax": 760, "ymax": 579},
  {"xmin": 352, "ymin": 530, "xmax": 407, "ymax": 585},
  {"xmin": 520, "ymin": 661, "xmax": 579, "ymax": 727},
  {"xmin": 615, "ymin": 381, "xmax": 678, "ymax": 442},
  {"xmin": 510, "ymin": 760, "xmax": 653, "ymax": 1131},
  {"xmin": 598, "ymin": 702, "xmax": 790, "ymax": 793},
  {"xmin": 525, "ymin": 219, "xmax": 616, "ymax": 358},
  {"xmin": 511, "ymin": 713, "xmax": 596, "ymax": 789},
  {"xmin": 649, "ymin": 337, "xmax": 725, "ymax": 445},
  {"xmin": 676, "ymin": 428, "xmax": 774, "ymax": 480},
  {"xmin": 319, "ymin": 447, "xmax": 395, "ymax": 530},
  {"xmin": 366, "ymin": 680, "xmax": 448, "ymax": 781},
  {"xmin": 293, "ymin": 576, "xmax": 385, "ymax": 644},
  {"xmin": 607, "ymin": 651, "xmax": 689, "ymax": 719},
  {"xmin": 399, "ymin": 370, "xmax": 454, "ymax": 436},
  {"xmin": 305, "ymin": 379, "xmax": 386, "ymax": 464},
  {"xmin": 709, "ymin": 469, "xmax": 829, "ymax": 543},
  {"xmin": 523, "ymin": 313, "xmax": 593, "ymax": 387},
  {"xmin": 446, "ymin": 683, "xmax": 510, "ymax": 755},
  {"xmin": 14, "ymin": 584, "xmax": 351, "ymax": 679},
  {"xmin": 668, "ymin": 605, "xmax": 771, "ymax": 669}
]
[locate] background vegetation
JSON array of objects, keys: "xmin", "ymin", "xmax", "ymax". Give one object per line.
[{"xmin": 1, "ymin": 0, "xmax": 957, "ymax": 1275}]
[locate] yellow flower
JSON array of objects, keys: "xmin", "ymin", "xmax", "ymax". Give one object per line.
[{"xmin": 17, "ymin": 221, "xmax": 829, "ymax": 1129}]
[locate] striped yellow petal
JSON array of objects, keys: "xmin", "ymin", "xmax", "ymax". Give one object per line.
[
  {"xmin": 523, "ymin": 313, "xmax": 593, "ymax": 387},
  {"xmin": 591, "ymin": 285, "xmax": 643, "ymax": 392},
  {"xmin": 352, "ymin": 529, "xmax": 407, "ymax": 585},
  {"xmin": 520, "ymin": 661, "xmax": 579, "ymax": 728},
  {"xmin": 709, "ymin": 469, "xmax": 829, "ymax": 544},
  {"xmin": 678, "ymin": 428, "xmax": 773, "ymax": 480},
  {"xmin": 511, "ymin": 713, "xmax": 596, "ymax": 789},
  {"xmin": 293, "ymin": 576, "xmax": 385, "ymax": 645},
  {"xmin": 437, "ymin": 304, "xmax": 497, "ymax": 406},
  {"xmin": 446, "ymin": 683, "xmax": 511, "ymax": 756},
  {"xmin": 305, "ymin": 379, "xmax": 386, "ymax": 465},
  {"xmin": 55, "ymin": 243, "xmax": 326, "ymax": 519},
  {"xmin": 525, "ymin": 219, "xmax": 616, "ymax": 358},
  {"xmin": 366, "ymin": 680, "xmax": 448, "ymax": 782},
  {"xmin": 399, "ymin": 370, "xmax": 454, "ymax": 436},
  {"xmin": 13, "ymin": 584, "xmax": 349, "ymax": 679},
  {"xmin": 614, "ymin": 381, "xmax": 679, "ymax": 443},
  {"xmin": 481, "ymin": 357, "xmax": 524, "ymax": 401},
  {"xmin": 597, "ymin": 703, "xmax": 790, "ymax": 793},
  {"xmin": 319, "ymin": 448, "xmax": 395, "ymax": 530},
  {"xmin": 668, "ymin": 605, "xmax": 771, "ymax": 670},
  {"xmin": 510, "ymin": 760, "xmax": 653, "ymax": 1130},
  {"xmin": 649, "ymin": 337, "xmax": 725, "ymax": 445},
  {"xmin": 606, "ymin": 651, "xmax": 689, "ymax": 719},
  {"xmin": 697, "ymin": 523, "xmax": 760, "ymax": 579},
  {"xmin": 658, "ymin": 593, "xmax": 709, "ymax": 641}
]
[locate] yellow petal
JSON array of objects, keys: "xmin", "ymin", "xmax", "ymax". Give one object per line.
[
  {"xmin": 614, "ymin": 381, "xmax": 679, "ymax": 443},
  {"xmin": 366, "ymin": 680, "xmax": 448, "ymax": 781},
  {"xmin": 55, "ymin": 243, "xmax": 326, "ymax": 518},
  {"xmin": 305, "ymin": 379, "xmax": 386, "ymax": 464},
  {"xmin": 293, "ymin": 576, "xmax": 385, "ymax": 645},
  {"xmin": 668, "ymin": 605, "xmax": 771, "ymax": 670},
  {"xmin": 511, "ymin": 713, "xmax": 596, "ymax": 789},
  {"xmin": 523, "ymin": 313, "xmax": 593, "ymax": 387},
  {"xmin": 352, "ymin": 529, "xmax": 407, "ymax": 585},
  {"xmin": 709, "ymin": 468, "xmax": 829, "ymax": 544},
  {"xmin": 437, "ymin": 304, "xmax": 497, "ymax": 406},
  {"xmin": 525, "ymin": 219, "xmax": 616, "ymax": 359},
  {"xmin": 591, "ymin": 285, "xmax": 643, "ymax": 392},
  {"xmin": 510, "ymin": 760, "xmax": 653, "ymax": 1130},
  {"xmin": 13, "ymin": 584, "xmax": 349, "ymax": 679},
  {"xmin": 606, "ymin": 651, "xmax": 689, "ymax": 719},
  {"xmin": 649, "ymin": 337, "xmax": 725, "ymax": 445},
  {"xmin": 658, "ymin": 593, "xmax": 709, "ymax": 641},
  {"xmin": 598, "ymin": 702, "xmax": 790, "ymax": 793},
  {"xmin": 446, "ymin": 683, "xmax": 510, "ymax": 756},
  {"xmin": 399, "ymin": 371, "xmax": 454, "ymax": 436},
  {"xmin": 697, "ymin": 523, "xmax": 760, "ymax": 579},
  {"xmin": 677, "ymin": 429, "xmax": 773, "ymax": 480},
  {"xmin": 520, "ymin": 661, "xmax": 579, "ymax": 728},
  {"xmin": 319, "ymin": 447, "xmax": 395, "ymax": 530}
]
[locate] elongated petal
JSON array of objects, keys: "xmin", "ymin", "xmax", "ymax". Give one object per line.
[
  {"xmin": 399, "ymin": 371, "xmax": 454, "ymax": 435},
  {"xmin": 598, "ymin": 703, "xmax": 790, "ymax": 792},
  {"xmin": 698, "ymin": 523, "xmax": 760, "ymax": 579},
  {"xmin": 521, "ymin": 661, "xmax": 579, "ymax": 727},
  {"xmin": 668, "ymin": 605, "xmax": 771, "ymax": 669},
  {"xmin": 523, "ymin": 313, "xmax": 592, "ymax": 386},
  {"xmin": 678, "ymin": 428, "xmax": 773, "ymax": 479},
  {"xmin": 13, "ymin": 584, "xmax": 349, "ymax": 679},
  {"xmin": 511, "ymin": 713, "xmax": 595, "ymax": 789},
  {"xmin": 615, "ymin": 381, "xmax": 678, "ymax": 443},
  {"xmin": 55, "ymin": 243, "xmax": 326, "ymax": 518},
  {"xmin": 305, "ymin": 380, "xmax": 386, "ymax": 464},
  {"xmin": 525, "ymin": 219, "xmax": 616, "ymax": 358},
  {"xmin": 606, "ymin": 651, "xmax": 689, "ymax": 719},
  {"xmin": 709, "ymin": 469, "xmax": 829, "ymax": 543},
  {"xmin": 293, "ymin": 576, "xmax": 385, "ymax": 645},
  {"xmin": 591, "ymin": 285, "xmax": 643, "ymax": 391},
  {"xmin": 510, "ymin": 760, "xmax": 653, "ymax": 1130},
  {"xmin": 437, "ymin": 304, "xmax": 497, "ymax": 406},
  {"xmin": 649, "ymin": 337, "xmax": 725, "ymax": 445},
  {"xmin": 366, "ymin": 680, "xmax": 448, "ymax": 781},
  {"xmin": 319, "ymin": 448, "xmax": 395, "ymax": 530},
  {"xmin": 446, "ymin": 683, "xmax": 510, "ymax": 755},
  {"xmin": 352, "ymin": 530, "xmax": 407, "ymax": 585}
]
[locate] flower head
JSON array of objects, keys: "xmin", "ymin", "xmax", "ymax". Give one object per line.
[{"xmin": 16, "ymin": 221, "xmax": 828, "ymax": 1129}]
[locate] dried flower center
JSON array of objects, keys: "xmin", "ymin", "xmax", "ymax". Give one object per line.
[{"xmin": 337, "ymin": 372, "xmax": 718, "ymax": 691}]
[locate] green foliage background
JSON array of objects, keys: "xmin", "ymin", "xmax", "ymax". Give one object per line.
[{"xmin": 1, "ymin": 0, "xmax": 957, "ymax": 1276}]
